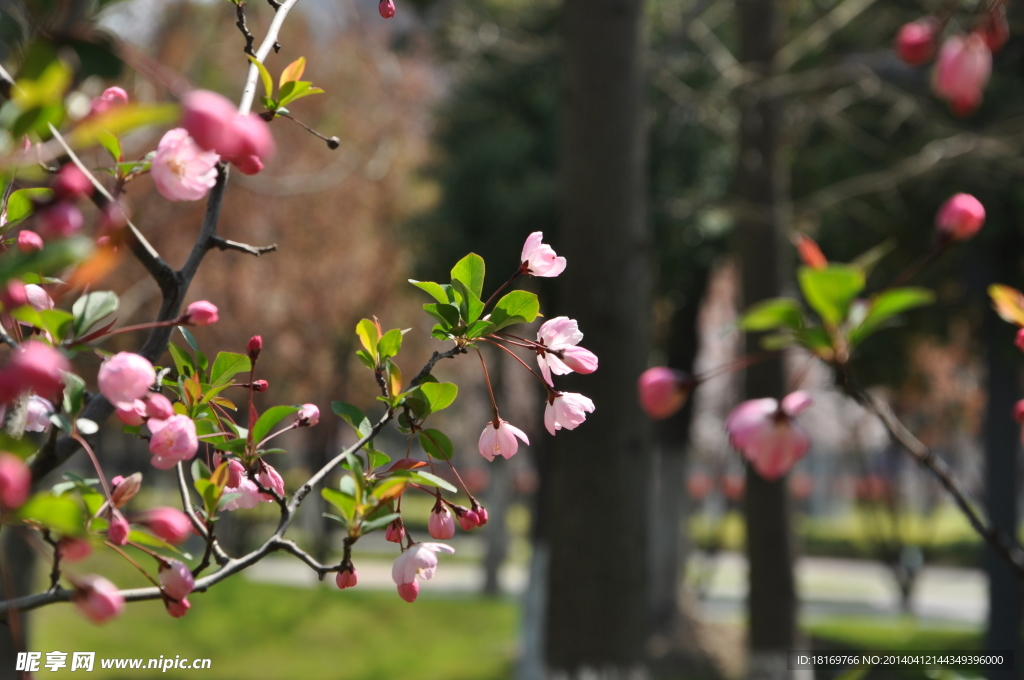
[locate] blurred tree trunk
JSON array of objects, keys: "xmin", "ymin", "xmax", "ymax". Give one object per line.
[
  {"xmin": 544, "ymin": 0, "xmax": 652, "ymax": 675},
  {"xmin": 734, "ymin": 0, "xmax": 797, "ymax": 678}
]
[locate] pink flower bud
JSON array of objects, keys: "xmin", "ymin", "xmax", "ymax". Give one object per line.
[
  {"xmin": 74, "ymin": 575, "xmax": 124, "ymax": 624},
  {"xmin": 222, "ymin": 115, "xmax": 275, "ymax": 171},
  {"xmin": 98, "ymin": 352, "xmax": 156, "ymax": 410},
  {"xmin": 151, "ymin": 129, "xmax": 219, "ymax": 202},
  {"xmin": 165, "ymin": 596, "xmax": 190, "ymax": 618},
  {"xmin": 25, "ymin": 395, "xmax": 53, "ymax": 433},
  {"xmin": 895, "ymin": 18, "xmax": 939, "ymax": 66},
  {"xmin": 231, "ymin": 154, "xmax": 264, "ymax": 175},
  {"xmin": 397, "ymin": 581, "xmax": 418, "ymax": 602},
  {"xmin": 184, "ymin": 300, "xmax": 218, "ymax": 326},
  {"xmin": 247, "ymin": 335, "xmax": 263, "ymax": 360},
  {"xmin": 36, "ymin": 202, "xmax": 84, "ymax": 239},
  {"xmin": 257, "ymin": 463, "xmax": 285, "ymax": 501},
  {"xmin": 90, "ymin": 87, "xmax": 128, "ymax": 117},
  {"xmin": 24, "ymin": 284, "xmax": 54, "ymax": 311},
  {"xmin": 561, "ymin": 346, "xmax": 599, "ymax": 374},
  {"xmin": 296, "ymin": 403, "xmax": 319, "ymax": 426},
  {"xmin": 159, "ymin": 559, "xmax": 195, "ymax": 600},
  {"xmin": 148, "ymin": 415, "xmax": 199, "ymax": 469},
  {"xmin": 638, "ymin": 367, "xmax": 694, "ymax": 420},
  {"xmin": 107, "ymin": 511, "xmax": 130, "ymax": 546},
  {"xmin": 1, "ymin": 280, "xmax": 27, "ymax": 310},
  {"xmin": 521, "ymin": 231, "xmax": 566, "ymax": 277},
  {"xmin": 336, "ymin": 566, "xmax": 358, "ymax": 589},
  {"xmin": 116, "ymin": 400, "xmax": 147, "ymax": 426},
  {"xmin": 139, "ymin": 507, "xmax": 192, "ymax": 544},
  {"xmin": 544, "ymin": 392, "xmax": 595, "ymax": 435},
  {"xmin": 110, "ymin": 472, "xmax": 142, "ymax": 509},
  {"xmin": 17, "ymin": 230, "xmax": 43, "ymax": 253},
  {"xmin": 379, "ymin": 0, "xmax": 396, "ymax": 19},
  {"xmin": 428, "ymin": 504, "xmax": 455, "ymax": 540},
  {"xmin": 473, "ymin": 504, "xmax": 489, "ymax": 526},
  {"xmin": 52, "ymin": 164, "xmax": 94, "ymax": 201},
  {"xmin": 726, "ymin": 391, "xmax": 813, "ymax": 481},
  {"xmin": 1015, "ymin": 399, "xmax": 1024, "ymax": 423},
  {"xmin": 58, "ymin": 537, "xmax": 92, "ymax": 562},
  {"xmin": 385, "ymin": 519, "xmax": 405, "ymax": 543},
  {"xmin": 181, "ymin": 90, "xmax": 239, "ymax": 154},
  {"xmin": 0, "ymin": 341, "xmax": 70, "ymax": 403},
  {"xmin": 478, "ymin": 419, "xmax": 529, "ymax": 461},
  {"xmin": 0, "ymin": 453, "xmax": 31, "ymax": 510},
  {"xmin": 456, "ymin": 508, "xmax": 479, "ymax": 531},
  {"xmin": 250, "ymin": 379, "xmax": 269, "ymax": 392},
  {"xmin": 933, "ymin": 33, "xmax": 992, "ymax": 116},
  {"xmin": 145, "ymin": 393, "xmax": 175, "ymax": 420},
  {"xmin": 980, "ymin": 6, "xmax": 1009, "ymax": 53},
  {"xmin": 1016, "ymin": 329, "xmax": 1024, "ymax": 354},
  {"xmin": 936, "ymin": 193, "xmax": 985, "ymax": 242}
]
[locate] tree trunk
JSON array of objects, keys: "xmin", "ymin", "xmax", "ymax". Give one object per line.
[
  {"xmin": 544, "ymin": 0, "xmax": 652, "ymax": 675},
  {"xmin": 734, "ymin": 0, "xmax": 797, "ymax": 677}
]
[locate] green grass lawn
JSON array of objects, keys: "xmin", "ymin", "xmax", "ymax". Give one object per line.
[{"xmin": 32, "ymin": 578, "xmax": 519, "ymax": 679}]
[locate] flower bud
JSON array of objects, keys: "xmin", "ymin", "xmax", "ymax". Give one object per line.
[
  {"xmin": 165, "ymin": 596, "xmax": 191, "ymax": 618},
  {"xmin": 637, "ymin": 367, "xmax": 694, "ymax": 420},
  {"xmin": 895, "ymin": 18, "xmax": 940, "ymax": 66},
  {"xmin": 251, "ymin": 379, "xmax": 269, "ymax": 392},
  {"xmin": 936, "ymin": 193, "xmax": 985, "ymax": 242},
  {"xmin": 24, "ymin": 284, "xmax": 54, "ymax": 311},
  {"xmin": 336, "ymin": 566, "xmax": 358, "ymax": 589},
  {"xmin": 159, "ymin": 560, "xmax": 195, "ymax": 600},
  {"xmin": 99, "ymin": 353, "xmax": 156, "ymax": 410},
  {"xmin": 0, "ymin": 453, "xmax": 31, "ymax": 510},
  {"xmin": 145, "ymin": 393, "xmax": 175, "ymax": 420},
  {"xmin": 107, "ymin": 511, "xmax": 130, "ymax": 546},
  {"xmin": 1014, "ymin": 399, "xmax": 1024, "ymax": 423},
  {"xmin": 139, "ymin": 507, "xmax": 192, "ymax": 544},
  {"xmin": 52, "ymin": 164, "xmax": 93, "ymax": 201},
  {"xmin": 0, "ymin": 341, "xmax": 70, "ymax": 403},
  {"xmin": 116, "ymin": 400, "xmax": 147, "ymax": 426},
  {"xmin": 1, "ymin": 280, "xmax": 27, "ymax": 310},
  {"xmin": 247, "ymin": 335, "xmax": 263, "ymax": 360},
  {"xmin": 183, "ymin": 300, "xmax": 219, "ymax": 326},
  {"xmin": 90, "ymin": 87, "xmax": 129, "ymax": 117},
  {"xmin": 456, "ymin": 508, "xmax": 479, "ymax": 531},
  {"xmin": 397, "ymin": 581, "xmax": 419, "ymax": 602},
  {"xmin": 110, "ymin": 472, "xmax": 143, "ymax": 509},
  {"xmin": 933, "ymin": 33, "xmax": 992, "ymax": 116},
  {"xmin": 296, "ymin": 403, "xmax": 319, "ymax": 426},
  {"xmin": 256, "ymin": 462, "xmax": 285, "ymax": 501},
  {"xmin": 379, "ymin": 0, "xmax": 396, "ymax": 19},
  {"xmin": 37, "ymin": 202, "xmax": 84, "ymax": 239},
  {"xmin": 385, "ymin": 519, "xmax": 405, "ymax": 544},
  {"xmin": 428, "ymin": 503, "xmax": 455, "ymax": 540},
  {"xmin": 472, "ymin": 503, "xmax": 489, "ymax": 526},
  {"xmin": 980, "ymin": 6, "xmax": 1009, "ymax": 53},
  {"xmin": 58, "ymin": 537, "xmax": 92, "ymax": 562},
  {"xmin": 74, "ymin": 575, "xmax": 124, "ymax": 623},
  {"xmin": 17, "ymin": 230, "xmax": 43, "ymax": 253}
]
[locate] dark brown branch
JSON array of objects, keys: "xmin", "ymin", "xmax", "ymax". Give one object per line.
[
  {"xmin": 408, "ymin": 346, "xmax": 467, "ymax": 389},
  {"xmin": 236, "ymin": 2, "xmax": 257, "ymax": 57},
  {"xmin": 208, "ymin": 235, "xmax": 278, "ymax": 257}
]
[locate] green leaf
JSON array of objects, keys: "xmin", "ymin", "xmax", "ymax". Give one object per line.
[
  {"xmin": 247, "ymin": 55, "xmax": 275, "ymax": 99},
  {"xmin": 848, "ymin": 287, "xmax": 935, "ymax": 346},
  {"xmin": 798, "ymin": 265, "xmax": 865, "ymax": 326},
  {"xmin": 68, "ymin": 103, "xmax": 180, "ymax": 148},
  {"xmin": 419, "ymin": 428, "xmax": 454, "ymax": 460},
  {"xmin": 321, "ymin": 487, "xmax": 356, "ymax": 522},
  {"xmin": 209, "ymin": 352, "xmax": 252, "ymax": 386},
  {"xmin": 489, "ymin": 290, "xmax": 540, "ymax": 330},
  {"xmin": 96, "ymin": 130, "xmax": 122, "ymax": 163},
  {"xmin": 279, "ymin": 56, "xmax": 306, "ymax": 87},
  {"xmin": 0, "ymin": 237, "xmax": 92, "ymax": 285},
  {"xmin": 251, "ymin": 405, "xmax": 301, "ymax": 444},
  {"xmin": 5, "ymin": 188, "xmax": 52, "ymax": 225},
  {"xmin": 18, "ymin": 493, "xmax": 84, "ymax": 535},
  {"xmin": 36, "ymin": 309, "xmax": 74, "ymax": 341},
  {"xmin": 452, "ymin": 279, "xmax": 484, "ymax": 324},
  {"xmin": 191, "ymin": 459, "xmax": 211, "ymax": 482},
  {"xmin": 72, "ymin": 290, "xmax": 118, "ymax": 338},
  {"xmin": 355, "ymin": 350, "xmax": 376, "ymax": 370},
  {"xmin": 419, "ymin": 382, "xmax": 458, "ymax": 413},
  {"xmin": 356, "ymin": 319, "xmax": 380, "ymax": 363},
  {"xmin": 739, "ymin": 298, "xmax": 803, "ymax": 332},
  {"xmin": 178, "ymin": 326, "xmax": 200, "ymax": 352},
  {"xmin": 465, "ymin": 320, "xmax": 496, "ymax": 339},
  {"xmin": 451, "ymin": 253, "xmax": 485, "ymax": 299},
  {"xmin": 361, "ymin": 512, "xmax": 401, "ymax": 533},
  {"xmin": 409, "ymin": 280, "xmax": 451, "ymax": 304},
  {"xmin": 851, "ymin": 238, "xmax": 896, "ymax": 275},
  {"xmin": 61, "ymin": 372, "xmax": 85, "ymax": 417},
  {"xmin": 128, "ymin": 530, "xmax": 189, "ymax": 558},
  {"xmin": 378, "ymin": 329, "xmax": 403, "ymax": 360},
  {"xmin": 331, "ymin": 402, "xmax": 373, "ymax": 438},
  {"xmin": 168, "ymin": 343, "xmax": 194, "ymax": 377},
  {"xmin": 212, "ymin": 438, "xmax": 247, "ymax": 454},
  {"xmin": 407, "ymin": 470, "xmax": 457, "ymax": 493},
  {"xmin": 759, "ymin": 333, "xmax": 797, "ymax": 351},
  {"xmin": 366, "ymin": 448, "xmax": 391, "ymax": 470},
  {"xmin": 423, "ymin": 303, "xmax": 461, "ymax": 329}
]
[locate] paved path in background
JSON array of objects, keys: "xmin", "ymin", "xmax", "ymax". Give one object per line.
[{"xmin": 244, "ymin": 549, "xmax": 987, "ymax": 627}]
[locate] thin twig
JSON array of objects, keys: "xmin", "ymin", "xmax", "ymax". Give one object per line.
[
  {"xmin": 236, "ymin": 2, "xmax": 257, "ymax": 57},
  {"xmin": 209, "ymin": 236, "xmax": 278, "ymax": 257}
]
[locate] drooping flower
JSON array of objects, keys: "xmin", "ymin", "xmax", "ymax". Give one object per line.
[
  {"xmin": 220, "ymin": 459, "xmax": 264, "ymax": 511},
  {"xmin": 336, "ymin": 566, "xmax": 358, "ymax": 589},
  {"xmin": 936, "ymin": 193, "xmax": 985, "ymax": 242},
  {"xmin": 24, "ymin": 284, "xmax": 54, "ymax": 311},
  {"xmin": 428, "ymin": 503, "xmax": 455, "ymax": 540},
  {"xmin": 74, "ymin": 575, "xmax": 124, "ymax": 624},
  {"xmin": 151, "ymin": 128, "xmax": 219, "ymax": 202},
  {"xmin": 725, "ymin": 391, "xmax": 813, "ymax": 481},
  {"xmin": 397, "ymin": 581, "xmax": 418, "ymax": 602},
  {"xmin": 139, "ymin": 507, "xmax": 192, "ymax": 544},
  {"xmin": 385, "ymin": 519, "xmax": 405, "ymax": 544},
  {"xmin": 0, "ymin": 341, "xmax": 70, "ymax": 403},
  {"xmin": 534, "ymin": 317, "xmax": 598, "ymax": 385},
  {"xmin": 147, "ymin": 415, "xmax": 198, "ymax": 469},
  {"xmin": 25, "ymin": 395, "xmax": 54, "ymax": 432},
  {"xmin": 256, "ymin": 462, "xmax": 285, "ymax": 501},
  {"xmin": 0, "ymin": 453, "xmax": 31, "ymax": 510},
  {"xmin": 521, "ymin": 232, "xmax": 567, "ymax": 277},
  {"xmin": 454, "ymin": 506, "xmax": 479, "ymax": 531},
  {"xmin": 165, "ymin": 597, "xmax": 191, "ymax": 618},
  {"xmin": 391, "ymin": 542, "xmax": 456, "ymax": 601},
  {"xmin": 98, "ymin": 352, "xmax": 156, "ymax": 410},
  {"xmin": 544, "ymin": 392, "xmax": 595, "ymax": 436},
  {"xmin": 107, "ymin": 511, "xmax": 130, "ymax": 546},
  {"xmin": 477, "ymin": 419, "xmax": 529, "ymax": 461},
  {"xmin": 379, "ymin": 0, "xmax": 396, "ymax": 19},
  {"xmin": 159, "ymin": 560, "xmax": 195, "ymax": 600},
  {"xmin": 637, "ymin": 367, "xmax": 695, "ymax": 420},
  {"xmin": 933, "ymin": 33, "xmax": 992, "ymax": 116},
  {"xmin": 221, "ymin": 114, "xmax": 276, "ymax": 175},
  {"xmin": 183, "ymin": 300, "xmax": 219, "ymax": 326},
  {"xmin": 895, "ymin": 18, "xmax": 940, "ymax": 66}
]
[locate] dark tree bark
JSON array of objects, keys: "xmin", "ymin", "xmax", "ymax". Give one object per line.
[
  {"xmin": 543, "ymin": 0, "xmax": 652, "ymax": 675},
  {"xmin": 734, "ymin": 0, "xmax": 796, "ymax": 677}
]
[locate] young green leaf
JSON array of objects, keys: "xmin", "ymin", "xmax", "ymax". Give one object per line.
[
  {"xmin": 6, "ymin": 188, "xmax": 53, "ymax": 225},
  {"xmin": 451, "ymin": 253, "xmax": 485, "ymax": 299},
  {"xmin": 355, "ymin": 319, "xmax": 380, "ymax": 363},
  {"xmin": 739, "ymin": 298, "xmax": 803, "ymax": 332},
  {"xmin": 331, "ymin": 402, "xmax": 373, "ymax": 438},
  {"xmin": 18, "ymin": 493, "xmax": 84, "ymax": 535},
  {"xmin": 419, "ymin": 429, "xmax": 454, "ymax": 460},
  {"xmin": 489, "ymin": 290, "xmax": 540, "ymax": 329},
  {"xmin": 848, "ymin": 287, "xmax": 935, "ymax": 346},
  {"xmin": 322, "ymin": 487, "xmax": 356, "ymax": 522},
  {"xmin": 798, "ymin": 265, "xmax": 865, "ymax": 326},
  {"xmin": 251, "ymin": 405, "xmax": 301, "ymax": 444},
  {"xmin": 408, "ymin": 280, "xmax": 451, "ymax": 304},
  {"xmin": 279, "ymin": 56, "xmax": 306, "ymax": 87},
  {"xmin": 378, "ymin": 329, "xmax": 403, "ymax": 359},
  {"xmin": 71, "ymin": 290, "xmax": 119, "ymax": 338},
  {"xmin": 418, "ymin": 382, "xmax": 458, "ymax": 413},
  {"xmin": 247, "ymin": 55, "xmax": 275, "ymax": 99},
  {"xmin": 452, "ymin": 279, "xmax": 484, "ymax": 324},
  {"xmin": 62, "ymin": 372, "xmax": 86, "ymax": 417},
  {"xmin": 423, "ymin": 303, "xmax": 461, "ymax": 329},
  {"xmin": 209, "ymin": 352, "xmax": 252, "ymax": 386}
]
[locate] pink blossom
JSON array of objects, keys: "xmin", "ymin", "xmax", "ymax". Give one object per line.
[
  {"xmin": 474, "ymin": 504, "xmax": 489, "ymax": 525},
  {"xmin": 456, "ymin": 507, "xmax": 479, "ymax": 531},
  {"xmin": 148, "ymin": 415, "xmax": 198, "ymax": 469},
  {"xmin": 36, "ymin": 202, "xmax": 83, "ymax": 238},
  {"xmin": 1015, "ymin": 399, "xmax": 1024, "ymax": 423},
  {"xmin": 379, "ymin": 0, "xmax": 396, "ymax": 19},
  {"xmin": 145, "ymin": 393, "xmax": 175, "ymax": 420},
  {"xmin": 521, "ymin": 231, "xmax": 566, "ymax": 277},
  {"xmin": 428, "ymin": 503, "xmax": 456, "ymax": 540},
  {"xmin": 182, "ymin": 90, "xmax": 237, "ymax": 153},
  {"xmin": 1, "ymin": 280, "xmax": 27, "ymax": 309},
  {"xmin": 24, "ymin": 284, "xmax": 53, "ymax": 311},
  {"xmin": 895, "ymin": 18, "xmax": 939, "ymax": 66},
  {"xmin": 184, "ymin": 300, "xmax": 218, "ymax": 326},
  {"xmin": 391, "ymin": 542, "xmax": 456, "ymax": 585},
  {"xmin": 107, "ymin": 511, "xmax": 130, "ymax": 546},
  {"xmin": 110, "ymin": 472, "xmax": 142, "ymax": 508},
  {"xmin": 535, "ymin": 317, "xmax": 597, "ymax": 385},
  {"xmin": 0, "ymin": 341, "xmax": 70, "ymax": 403},
  {"xmin": 221, "ymin": 114, "xmax": 275, "ymax": 173},
  {"xmin": 0, "ymin": 453, "xmax": 31, "ymax": 510},
  {"xmin": 544, "ymin": 392, "xmax": 595, "ymax": 436},
  {"xmin": 115, "ymin": 400, "xmax": 147, "ymax": 426},
  {"xmin": 17, "ymin": 230, "xmax": 43, "ymax": 253},
  {"xmin": 296, "ymin": 403, "xmax": 320, "ymax": 426},
  {"xmin": 257, "ymin": 463, "xmax": 285, "ymax": 500},
  {"xmin": 74, "ymin": 575, "xmax": 124, "ymax": 624},
  {"xmin": 58, "ymin": 537, "xmax": 92, "ymax": 562},
  {"xmin": 397, "ymin": 581, "xmax": 418, "ymax": 602},
  {"xmin": 1016, "ymin": 329, "xmax": 1024, "ymax": 354},
  {"xmin": 478, "ymin": 419, "xmax": 529, "ymax": 461},
  {"xmin": 221, "ymin": 459, "xmax": 263, "ymax": 511},
  {"xmin": 90, "ymin": 87, "xmax": 128, "ymax": 116},
  {"xmin": 936, "ymin": 193, "xmax": 985, "ymax": 242},
  {"xmin": 336, "ymin": 567, "xmax": 358, "ymax": 589},
  {"xmin": 98, "ymin": 352, "xmax": 156, "ymax": 410},
  {"xmin": 159, "ymin": 559, "xmax": 195, "ymax": 600},
  {"xmin": 165, "ymin": 597, "xmax": 191, "ymax": 618},
  {"xmin": 385, "ymin": 519, "xmax": 405, "ymax": 543},
  {"xmin": 53, "ymin": 164, "xmax": 93, "ymax": 201},
  {"xmin": 151, "ymin": 128, "xmax": 219, "ymax": 202},
  {"xmin": 725, "ymin": 391, "xmax": 813, "ymax": 481},
  {"xmin": 25, "ymin": 395, "xmax": 54, "ymax": 432},
  {"xmin": 933, "ymin": 33, "xmax": 992, "ymax": 116},
  {"xmin": 139, "ymin": 507, "xmax": 192, "ymax": 544},
  {"xmin": 637, "ymin": 367, "xmax": 694, "ymax": 420}
]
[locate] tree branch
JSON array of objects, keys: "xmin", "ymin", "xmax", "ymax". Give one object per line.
[{"xmin": 208, "ymin": 236, "xmax": 278, "ymax": 257}]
